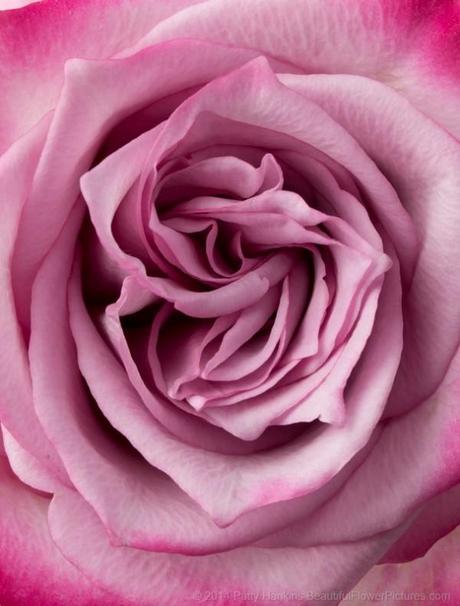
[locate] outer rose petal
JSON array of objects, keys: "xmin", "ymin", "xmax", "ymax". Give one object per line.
[
  {"xmin": 258, "ymin": 343, "xmax": 460, "ymax": 549},
  {"xmin": 348, "ymin": 525, "xmax": 460, "ymax": 606},
  {"xmin": 138, "ymin": 0, "xmax": 460, "ymax": 137},
  {"xmin": 1, "ymin": 426, "xmax": 63, "ymax": 494},
  {"xmin": 382, "ymin": 484, "xmax": 460, "ymax": 564},
  {"xmin": 0, "ymin": 0, "xmax": 209, "ymax": 151},
  {"xmin": 0, "ymin": 116, "xmax": 69, "ymax": 485},
  {"xmin": 48, "ymin": 486, "xmax": 408, "ymax": 606},
  {"xmin": 0, "ymin": 453, "xmax": 115, "ymax": 606},
  {"xmin": 0, "ymin": 429, "xmax": 406, "ymax": 606}
]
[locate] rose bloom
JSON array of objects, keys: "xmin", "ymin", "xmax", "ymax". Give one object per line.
[{"xmin": 0, "ymin": 0, "xmax": 459, "ymax": 604}]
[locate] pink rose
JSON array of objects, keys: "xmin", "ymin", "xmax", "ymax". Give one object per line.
[{"xmin": 1, "ymin": 1, "xmax": 459, "ymax": 604}]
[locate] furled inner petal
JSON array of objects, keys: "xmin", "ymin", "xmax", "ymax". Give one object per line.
[
  {"xmin": 102, "ymin": 278, "xmax": 307, "ymax": 455},
  {"xmin": 67, "ymin": 56, "xmax": 407, "ymax": 527},
  {"xmin": 157, "ymin": 152, "xmax": 283, "ymax": 206},
  {"xmin": 203, "ymin": 284, "xmax": 283, "ymax": 377}
]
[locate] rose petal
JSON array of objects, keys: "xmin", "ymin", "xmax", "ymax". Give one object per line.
[
  {"xmin": 0, "ymin": 453, "xmax": 111, "ymax": 606},
  {"xmin": 0, "ymin": 0, "xmax": 208, "ymax": 150},
  {"xmin": 69, "ymin": 244, "xmax": 402, "ymax": 526},
  {"xmin": 48, "ymin": 484, "xmax": 407, "ymax": 606},
  {"xmin": 350, "ymin": 525, "xmax": 460, "ymax": 606},
  {"xmin": 138, "ymin": 0, "xmax": 460, "ymax": 136},
  {"xmin": 103, "ymin": 278, "xmax": 301, "ymax": 455},
  {"xmin": 281, "ymin": 72, "xmax": 460, "ymax": 416},
  {"xmin": 72, "ymin": 57, "xmax": 404, "ymax": 525},
  {"xmin": 12, "ymin": 39, "xmax": 262, "ymax": 326},
  {"xmin": 159, "ymin": 151, "xmax": 282, "ymax": 202},
  {"xmin": 202, "ymin": 284, "xmax": 282, "ymax": 378},
  {"xmin": 27, "ymin": 202, "xmax": 326, "ymax": 554},
  {"xmin": 0, "ymin": 116, "xmax": 69, "ymax": 485},
  {"xmin": 382, "ymin": 484, "xmax": 460, "ymax": 564},
  {"xmin": 28, "ymin": 205, "xmax": 404, "ymax": 555},
  {"xmin": 1, "ymin": 426, "xmax": 63, "ymax": 494},
  {"xmin": 259, "ymin": 339, "xmax": 460, "ymax": 548}
]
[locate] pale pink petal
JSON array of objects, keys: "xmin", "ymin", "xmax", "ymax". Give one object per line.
[
  {"xmin": 48, "ymin": 484, "xmax": 408, "ymax": 606},
  {"xmin": 28, "ymin": 204, "xmax": 407, "ymax": 555},
  {"xmin": 0, "ymin": 454, "xmax": 113, "ymax": 606},
  {"xmin": 69, "ymin": 243, "xmax": 402, "ymax": 526},
  {"xmin": 138, "ymin": 0, "xmax": 460, "ymax": 136},
  {"xmin": 282, "ymin": 250, "xmax": 328, "ymax": 361},
  {"xmin": 0, "ymin": 0, "xmax": 208, "ymax": 150},
  {"xmin": 350, "ymin": 525, "xmax": 460, "ymax": 606},
  {"xmin": 1, "ymin": 426, "xmax": 63, "ymax": 494},
  {"xmin": 72, "ymin": 58, "xmax": 405, "ymax": 524},
  {"xmin": 202, "ymin": 347, "xmax": 337, "ymax": 440},
  {"xmin": 281, "ymin": 73, "xmax": 460, "ymax": 416},
  {"xmin": 259, "ymin": 341, "xmax": 460, "ymax": 549},
  {"xmin": 383, "ymin": 484, "xmax": 460, "ymax": 564},
  {"xmin": 277, "ymin": 281, "xmax": 382, "ymax": 427},
  {"xmin": 190, "ymin": 276, "xmax": 289, "ymax": 394},
  {"xmin": 153, "ymin": 252, "xmax": 292, "ymax": 318},
  {"xmin": 103, "ymin": 278, "xmax": 299, "ymax": 455},
  {"xmin": 12, "ymin": 40, "xmax": 262, "ymax": 326},
  {"xmin": 159, "ymin": 152, "xmax": 282, "ymax": 202},
  {"xmin": 28, "ymin": 202, "xmax": 325, "ymax": 554},
  {"xmin": 202, "ymin": 285, "xmax": 281, "ymax": 377},
  {"xmin": 277, "ymin": 150, "xmax": 383, "ymax": 251},
  {"xmin": 0, "ymin": 116, "xmax": 69, "ymax": 484}
]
